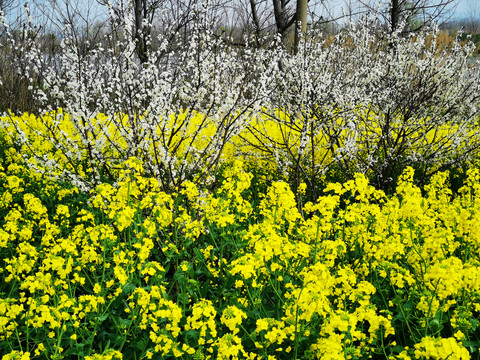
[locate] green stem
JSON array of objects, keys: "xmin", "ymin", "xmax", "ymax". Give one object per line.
[
  {"xmin": 293, "ymin": 287, "xmax": 305, "ymax": 360},
  {"xmin": 425, "ymin": 279, "xmax": 441, "ymax": 337},
  {"xmin": 392, "ymin": 286, "xmax": 414, "ymax": 339},
  {"xmin": 117, "ymin": 305, "xmax": 142, "ymax": 353},
  {"xmin": 267, "ymin": 275, "xmax": 285, "ymax": 306},
  {"xmin": 313, "ymin": 219, "xmax": 321, "ymax": 265},
  {"xmin": 53, "ymin": 325, "xmax": 65, "ymax": 358}
]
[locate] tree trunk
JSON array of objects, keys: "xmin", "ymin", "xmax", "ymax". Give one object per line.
[
  {"xmin": 390, "ymin": 0, "xmax": 400, "ymax": 33},
  {"xmin": 249, "ymin": 0, "xmax": 261, "ymax": 43},
  {"xmin": 134, "ymin": 0, "xmax": 148, "ymax": 63},
  {"xmin": 294, "ymin": 0, "xmax": 307, "ymax": 53},
  {"xmin": 272, "ymin": 0, "xmax": 289, "ymax": 36}
]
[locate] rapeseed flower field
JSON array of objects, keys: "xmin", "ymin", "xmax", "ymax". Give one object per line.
[{"xmin": 0, "ymin": 111, "xmax": 480, "ymax": 360}]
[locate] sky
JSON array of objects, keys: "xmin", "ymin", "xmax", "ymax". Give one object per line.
[
  {"xmin": 457, "ymin": 0, "xmax": 480, "ymax": 17},
  {"xmin": 4, "ymin": 0, "xmax": 480, "ymax": 29},
  {"xmin": 455, "ymin": 0, "xmax": 480, "ymax": 19},
  {"xmin": 324, "ymin": 0, "xmax": 480, "ymax": 21}
]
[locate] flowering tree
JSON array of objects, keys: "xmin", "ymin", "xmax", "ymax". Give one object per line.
[
  {"xmin": 0, "ymin": 2, "xmax": 273, "ymax": 191},
  {"xmin": 342, "ymin": 22, "xmax": 480, "ymax": 192},
  {"xmin": 1, "ymin": 1, "xmax": 479, "ymax": 197},
  {"xmin": 240, "ymin": 18, "xmax": 480, "ymax": 197}
]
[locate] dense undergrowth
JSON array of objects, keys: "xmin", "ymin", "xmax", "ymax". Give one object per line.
[{"xmin": 1, "ymin": 122, "xmax": 479, "ymax": 360}]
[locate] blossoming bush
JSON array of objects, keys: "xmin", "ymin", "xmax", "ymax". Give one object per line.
[
  {"xmin": 240, "ymin": 23, "xmax": 480, "ymax": 197},
  {"xmin": 2, "ymin": 6, "xmax": 480, "ymax": 196},
  {"xmin": 0, "ymin": 5, "xmax": 273, "ymax": 192},
  {"xmin": 1, "ymin": 126, "xmax": 480, "ymax": 359}
]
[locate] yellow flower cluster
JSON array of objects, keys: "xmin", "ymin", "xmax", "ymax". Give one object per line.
[
  {"xmin": 395, "ymin": 336, "xmax": 470, "ymax": 360},
  {"xmin": 5, "ymin": 108, "xmax": 478, "ymax": 197},
  {"xmin": 235, "ymin": 107, "xmax": 480, "ymax": 192},
  {"xmin": 1, "ymin": 128, "xmax": 479, "ymax": 359},
  {"xmin": 1, "ymin": 110, "xmax": 240, "ymax": 191}
]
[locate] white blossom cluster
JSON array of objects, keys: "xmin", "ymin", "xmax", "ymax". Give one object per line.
[
  {"xmin": 248, "ymin": 17, "xmax": 480, "ymax": 193},
  {"xmin": 1, "ymin": 4, "xmax": 480, "ymax": 193}
]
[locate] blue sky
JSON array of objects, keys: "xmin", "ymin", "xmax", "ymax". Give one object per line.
[
  {"xmin": 6, "ymin": 0, "xmax": 480, "ymax": 28},
  {"xmin": 320, "ymin": 0, "xmax": 480, "ymax": 23},
  {"xmin": 455, "ymin": 0, "xmax": 480, "ymax": 18}
]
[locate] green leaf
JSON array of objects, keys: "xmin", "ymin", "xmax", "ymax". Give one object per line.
[
  {"xmin": 471, "ymin": 318, "xmax": 478, "ymax": 331},
  {"xmin": 97, "ymin": 313, "xmax": 109, "ymax": 323},
  {"xmin": 390, "ymin": 345, "xmax": 406, "ymax": 353},
  {"xmin": 463, "ymin": 340, "xmax": 480, "ymax": 348},
  {"xmin": 122, "ymin": 282, "xmax": 136, "ymax": 294}
]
